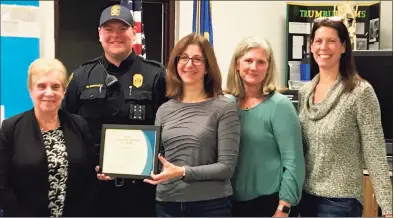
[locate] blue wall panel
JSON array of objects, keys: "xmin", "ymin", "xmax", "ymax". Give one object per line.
[
  {"xmin": 0, "ymin": 0, "xmax": 39, "ymax": 6},
  {"xmin": 0, "ymin": 37, "xmax": 39, "ymax": 118}
]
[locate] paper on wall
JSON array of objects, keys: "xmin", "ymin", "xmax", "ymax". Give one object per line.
[
  {"xmin": 292, "ymin": 35, "xmax": 304, "ymax": 46},
  {"xmin": 1, "ymin": 4, "xmax": 40, "ymax": 38},
  {"xmin": 292, "ymin": 46, "xmax": 303, "ymax": 59},
  {"xmin": 355, "ymin": 22, "xmax": 365, "ymax": 35},
  {"xmin": 289, "ymin": 22, "xmax": 311, "ymax": 34},
  {"xmin": 288, "ymin": 61, "xmax": 301, "ymax": 81}
]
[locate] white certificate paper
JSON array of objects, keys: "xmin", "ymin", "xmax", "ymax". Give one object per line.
[{"xmin": 102, "ymin": 129, "xmax": 149, "ymax": 175}]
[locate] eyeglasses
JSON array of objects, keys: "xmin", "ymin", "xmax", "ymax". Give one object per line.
[
  {"xmin": 177, "ymin": 55, "xmax": 205, "ymax": 66},
  {"xmin": 313, "ymin": 16, "xmax": 344, "ymax": 23}
]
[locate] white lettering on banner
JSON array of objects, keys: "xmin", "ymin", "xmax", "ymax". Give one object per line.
[{"xmin": 1, "ymin": 4, "xmax": 40, "ymax": 38}]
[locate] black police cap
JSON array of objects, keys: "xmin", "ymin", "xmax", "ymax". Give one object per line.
[{"xmin": 99, "ymin": 5, "xmax": 134, "ymax": 27}]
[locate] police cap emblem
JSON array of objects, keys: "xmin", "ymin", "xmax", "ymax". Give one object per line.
[{"xmin": 111, "ymin": 5, "xmax": 121, "ymax": 16}]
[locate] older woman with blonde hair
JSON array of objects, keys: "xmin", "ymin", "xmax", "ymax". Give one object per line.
[
  {"xmin": 0, "ymin": 58, "xmax": 96, "ymax": 217},
  {"xmin": 225, "ymin": 37, "xmax": 305, "ymax": 217}
]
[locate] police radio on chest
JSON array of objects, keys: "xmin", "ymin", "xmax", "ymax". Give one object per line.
[{"xmin": 97, "ymin": 60, "xmax": 119, "ymax": 87}]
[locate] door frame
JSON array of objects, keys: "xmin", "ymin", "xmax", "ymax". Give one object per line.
[
  {"xmin": 162, "ymin": 0, "xmax": 175, "ymax": 66},
  {"xmin": 54, "ymin": 0, "xmax": 175, "ymax": 65}
]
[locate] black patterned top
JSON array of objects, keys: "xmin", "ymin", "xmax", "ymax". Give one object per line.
[{"xmin": 42, "ymin": 126, "xmax": 69, "ymax": 217}]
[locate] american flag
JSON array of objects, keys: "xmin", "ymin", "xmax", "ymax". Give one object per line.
[{"xmin": 120, "ymin": 0, "xmax": 146, "ymax": 58}]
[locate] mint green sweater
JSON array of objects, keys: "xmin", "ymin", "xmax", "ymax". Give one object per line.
[{"xmin": 230, "ymin": 92, "xmax": 305, "ymax": 205}]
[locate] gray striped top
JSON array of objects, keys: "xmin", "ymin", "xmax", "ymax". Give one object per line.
[{"xmin": 155, "ymin": 95, "xmax": 240, "ymax": 202}]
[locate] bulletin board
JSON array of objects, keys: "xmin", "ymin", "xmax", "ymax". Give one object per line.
[{"xmin": 285, "ymin": 1, "xmax": 381, "ymax": 83}]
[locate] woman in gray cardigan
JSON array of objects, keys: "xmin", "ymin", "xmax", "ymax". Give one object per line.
[
  {"xmin": 298, "ymin": 17, "xmax": 392, "ymax": 217},
  {"xmin": 143, "ymin": 33, "xmax": 240, "ymax": 217}
]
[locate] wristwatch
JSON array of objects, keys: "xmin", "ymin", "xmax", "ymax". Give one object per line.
[
  {"xmin": 181, "ymin": 166, "xmax": 186, "ymax": 180},
  {"xmin": 277, "ymin": 205, "xmax": 291, "ymax": 214}
]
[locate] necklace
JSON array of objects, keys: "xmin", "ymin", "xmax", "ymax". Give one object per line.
[
  {"xmin": 240, "ymin": 96, "xmax": 265, "ymax": 111},
  {"xmin": 180, "ymin": 93, "xmax": 209, "ymax": 103},
  {"xmin": 39, "ymin": 118, "xmax": 60, "ymax": 132}
]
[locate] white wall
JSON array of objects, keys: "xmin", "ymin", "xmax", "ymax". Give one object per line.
[
  {"xmin": 39, "ymin": 1, "xmax": 55, "ymax": 58},
  {"xmin": 380, "ymin": 1, "xmax": 393, "ymax": 49},
  {"xmin": 38, "ymin": 1, "xmax": 393, "ymax": 87},
  {"xmin": 176, "ymin": 1, "xmax": 393, "ymax": 87}
]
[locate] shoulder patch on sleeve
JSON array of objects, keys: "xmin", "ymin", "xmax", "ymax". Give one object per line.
[{"xmin": 66, "ymin": 73, "xmax": 74, "ymax": 87}]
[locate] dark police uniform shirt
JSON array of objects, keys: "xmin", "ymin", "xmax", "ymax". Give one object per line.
[{"xmin": 61, "ymin": 52, "xmax": 166, "ymax": 152}]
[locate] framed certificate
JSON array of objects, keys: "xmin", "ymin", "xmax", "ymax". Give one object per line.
[{"xmin": 99, "ymin": 124, "xmax": 160, "ymax": 179}]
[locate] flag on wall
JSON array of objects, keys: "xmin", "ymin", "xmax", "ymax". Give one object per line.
[
  {"xmin": 121, "ymin": 0, "xmax": 146, "ymax": 58},
  {"xmin": 192, "ymin": 0, "xmax": 214, "ymax": 47}
]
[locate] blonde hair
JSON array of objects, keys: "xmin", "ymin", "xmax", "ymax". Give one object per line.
[
  {"xmin": 28, "ymin": 58, "xmax": 67, "ymax": 90},
  {"xmin": 225, "ymin": 37, "xmax": 277, "ymax": 98}
]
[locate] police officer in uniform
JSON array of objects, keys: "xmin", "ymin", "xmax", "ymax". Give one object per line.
[{"xmin": 62, "ymin": 4, "xmax": 166, "ymax": 217}]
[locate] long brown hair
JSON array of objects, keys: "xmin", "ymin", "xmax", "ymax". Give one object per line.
[
  {"xmin": 310, "ymin": 19, "xmax": 362, "ymax": 92},
  {"xmin": 166, "ymin": 33, "xmax": 222, "ymax": 99}
]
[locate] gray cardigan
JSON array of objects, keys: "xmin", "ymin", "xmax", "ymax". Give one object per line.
[
  {"xmin": 299, "ymin": 74, "xmax": 392, "ymax": 215},
  {"xmin": 154, "ymin": 95, "xmax": 240, "ymax": 202}
]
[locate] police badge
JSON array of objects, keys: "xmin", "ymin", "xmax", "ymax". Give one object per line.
[{"xmin": 133, "ymin": 74, "xmax": 143, "ymax": 88}]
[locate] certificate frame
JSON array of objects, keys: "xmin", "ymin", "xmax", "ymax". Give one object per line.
[{"xmin": 99, "ymin": 124, "xmax": 160, "ymax": 180}]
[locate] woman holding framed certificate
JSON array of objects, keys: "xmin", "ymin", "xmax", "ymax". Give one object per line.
[{"xmin": 143, "ymin": 33, "xmax": 241, "ymax": 217}]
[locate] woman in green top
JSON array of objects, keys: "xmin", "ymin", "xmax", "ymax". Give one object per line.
[{"xmin": 225, "ymin": 37, "xmax": 305, "ymax": 217}]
